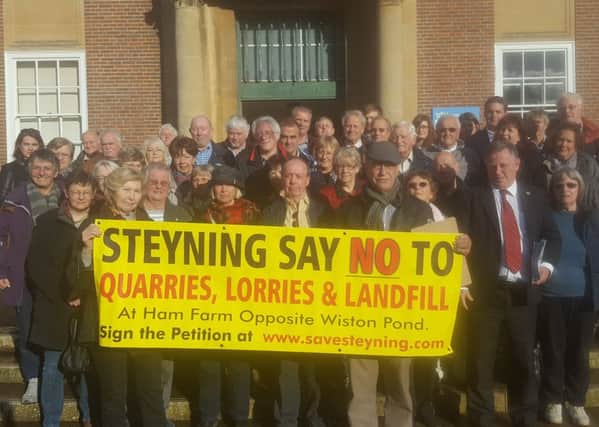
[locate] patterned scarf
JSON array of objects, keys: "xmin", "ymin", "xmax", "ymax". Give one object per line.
[
  {"xmin": 26, "ymin": 182, "xmax": 60, "ymax": 221},
  {"xmin": 364, "ymin": 180, "xmax": 400, "ymax": 231}
]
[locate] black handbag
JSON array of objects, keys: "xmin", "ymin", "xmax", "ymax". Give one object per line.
[{"xmin": 60, "ymin": 316, "xmax": 90, "ymax": 375}]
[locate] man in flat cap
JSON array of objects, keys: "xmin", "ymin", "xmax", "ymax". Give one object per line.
[{"xmin": 338, "ymin": 142, "xmax": 433, "ymax": 427}]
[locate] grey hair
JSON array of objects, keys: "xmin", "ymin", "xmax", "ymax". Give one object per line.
[
  {"xmin": 251, "ymin": 116, "xmax": 281, "ymax": 139},
  {"xmin": 99, "ymin": 128, "xmax": 123, "ymax": 146},
  {"xmin": 435, "ymin": 115, "xmax": 461, "ymax": 132},
  {"xmin": 144, "ymin": 162, "xmax": 173, "ymax": 185},
  {"xmin": 392, "ymin": 121, "xmax": 417, "ymax": 138},
  {"xmin": 558, "ymin": 92, "xmax": 583, "ymax": 106},
  {"xmin": 291, "ymin": 105, "xmax": 313, "ymax": 117},
  {"xmin": 334, "ymin": 146, "xmax": 362, "ymax": 168},
  {"xmin": 81, "ymin": 129, "xmax": 99, "ymax": 140},
  {"xmin": 226, "ymin": 115, "xmax": 250, "ymax": 135},
  {"xmin": 159, "ymin": 123, "xmax": 178, "ymax": 137},
  {"xmin": 342, "ymin": 110, "xmax": 366, "ymax": 128},
  {"xmin": 550, "ymin": 166, "xmax": 586, "ymax": 205}
]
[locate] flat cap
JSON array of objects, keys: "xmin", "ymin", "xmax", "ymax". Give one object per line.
[{"xmin": 365, "ymin": 141, "xmax": 402, "ymax": 165}]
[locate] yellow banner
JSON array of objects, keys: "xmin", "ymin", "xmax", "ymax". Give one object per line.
[{"xmin": 93, "ymin": 220, "xmax": 462, "ymax": 357}]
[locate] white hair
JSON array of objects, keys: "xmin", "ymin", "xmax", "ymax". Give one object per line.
[
  {"xmin": 392, "ymin": 121, "xmax": 417, "ymax": 138},
  {"xmin": 142, "ymin": 136, "xmax": 171, "ymax": 166},
  {"xmin": 558, "ymin": 92, "xmax": 583, "ymax": 106},
  {"xmin": 342, "ymin": 110, "xmax": 366, "ymax": 128},
  {"xmin": 251, "ymin": 116, "xmax": 281, "ymax": 139},
  {"xmin": 99, "ymin": 128, "xmax": 123, "ymax": 146},
  {"xmin": 159, "ymin": 123, "xmax": 178, "ymax": 137},
  {"xmin": 435, "ymin": 115, "xmax": 461, "ymax": 131},
  {"xmin": 226, "ymin": 115, "xmax": 250, "ymax": 135}
]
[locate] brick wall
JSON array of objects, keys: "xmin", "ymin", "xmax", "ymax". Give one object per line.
[
  {"xmin": 0, "ymin": 0, "xmax": 6, "ymax": 164},
  {"xmin": 84, "ymin": 0, "xmax": 161, "ymax": 146},
  {"xmin": 575, "ymin": 0, "xmax": 599, "ymax": 123},
  {"xmin": 416, "ymin": 0, "xmax": 495, "ymax": 118}
]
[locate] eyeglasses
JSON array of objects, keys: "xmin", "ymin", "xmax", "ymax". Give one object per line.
[
  {"xmin": 408, "ymin": 181, "xmax": 429, "ymax": 189},
  {"xmin": 148, "ymin": 180, "xmax": 170, "ymax": 188},
  {"xmin": 439, "ymin": 128, "xmax": 457, "ymax": 133},
  {"xmin": 554, "ymin": 182, "xmax": 578, "ymax": 189}
]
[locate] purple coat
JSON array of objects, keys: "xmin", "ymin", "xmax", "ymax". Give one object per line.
[{"xmin": 0, "ymin": 184, "xmax": 34, "ymax": 306}]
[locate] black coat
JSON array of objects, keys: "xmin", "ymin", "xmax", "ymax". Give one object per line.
[
  {"xmin": 465, "ymin": 183, "xmax": 561, "ymax": 307},
  {"xmin": 27, "ymin": 206, "xmax": 81, "ymax": 350},
  {"xmin": 73, "ymin": 206, "xmax": 151, "ymax": 344},
  {"xmin": 0, "ymin": 159, "xmax": 29, "ymax": 205}
]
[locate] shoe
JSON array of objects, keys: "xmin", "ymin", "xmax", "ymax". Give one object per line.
[
  {"xmin": 544, "ymin": 403, "xmax": 563, "ymax": 424},
  {"xmin": 21, "ymin": 377, "xmax": 38, "ymax": 404},
  {"xmin": 565, "ymin": 402, "xmax": 590, "ymax": 426}
]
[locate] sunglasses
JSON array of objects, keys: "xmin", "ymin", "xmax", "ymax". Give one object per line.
[
  {"xmin": 554, "ymin": 182, "xmax": 578, "ymax": 189},
  {"xmin": 408, "ymin": 181, "xmax": 429, "ymax": 189}
]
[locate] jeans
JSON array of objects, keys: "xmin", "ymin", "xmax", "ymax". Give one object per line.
[
  {"xmin": 15, "ymin": 287, "xmax": 40, "ymax": 380},
  {"xmin": 41, "ymin": 350, "xmax": 91, "ymax": 427}
]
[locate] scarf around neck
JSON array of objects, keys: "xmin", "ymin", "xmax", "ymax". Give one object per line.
[{"xmin": 364, "ymin": 179, "xmax": 400, "ymax": 230}]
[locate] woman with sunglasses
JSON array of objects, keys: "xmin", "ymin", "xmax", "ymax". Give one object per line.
[
  {"xmin": 404, "ymin": 171, "xmax": 444, "ymax": 221},
  {"xmin": 539, "ymin": 168, "xmax": 599, "ymax": 426}
]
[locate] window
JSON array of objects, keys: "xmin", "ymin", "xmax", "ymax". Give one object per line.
[
  {"xmin": 237, "ymin": 15, "xmax": 342, "ymax": 101},
  {"xmin": 495, "ymin": 42, "xmax": 575, "ymax": 116},
  {"xmin": 5, "ymin": 52, "xmax": 88, "ymax": 158}
]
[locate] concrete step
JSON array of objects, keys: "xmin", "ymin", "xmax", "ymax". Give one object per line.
[{"xmin": 0, "ymin": 383, "xmax": 191, "ymax": 423}]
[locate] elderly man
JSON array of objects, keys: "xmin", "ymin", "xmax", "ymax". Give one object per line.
[
  {"xmin": 341, "ymin": 110, "xmax": 366, "ymax": 149},
  {"xmin": 141, "ymin": 163, "xmax": 191, "ymax": 427},
  {"xmin": 72, "ymin": 130, "xmax": 102, "ymax": 172},
  {"xmin": 466, "ymin": 142, "xmax": 560, "ymax": 427},
  {"xmin": 257, "ymin": 157, "xmax": 331, "ymax": 427},
  {"xmin": 279, "ymin": 118, "xmax": 316, "ymax": 170},
  {"xmin": 0, "ymin": 149, "xmax": 64, "ymax": 404},
  {"xmin": 159, "ymin": 123, "xmax": 178, "ymax": 147},
  {"xmin": 292, "ymin": 105, "xmax": 313, "ymax": 152},
  {"xmin": 549, "ymin": 93, "xmax": 599, "ymax": 157},
  {"xmin": 467, "ymin": 96, "xmax": 508, "ymax": 164},
  {"xmin": 100, "ymin": 128, "xmax": 124, "ymax": 161},
  {"xmin": 338, "ymin": 142, "xmax": 434, "ymax": 427},
  {"xmin": 390, "ymin": 121, "xmax": 432, "ymax": 175},
  {"xmin": 189, "ymin": 115, "xmax": 227, "ymax": 166},
  {"xmin": 222, "ymin": 115, "xmax": 251, "ymax": 167},
  {"xmin": 424, "ymin": 115, "xmax": 481, "ymax": 185},
  {"xmin": 237, "ymin": 116, "xmax": 288, "ymax": 209}
]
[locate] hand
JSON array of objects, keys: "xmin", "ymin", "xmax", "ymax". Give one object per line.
[
  {"xmin": 532, "ymin": 266, "xmax": 551, "ymax": 286},
  {"xmin": 460, "ymin": 288, "xmax": 474, "ymax": 310},
  {"xmin": 81, "ymin": 224, "xmax": 101, "ymax": 249},
  {"xmin": 453, "ymin": 234, "xmax": 472, "ymax": 256},
  {"xmin": 0, "ymin": 278, "xmax": 10, "ymax": 290},
  {"xmin": 68, "ymin": 299, "xmax": 81, "ymax": 307}
]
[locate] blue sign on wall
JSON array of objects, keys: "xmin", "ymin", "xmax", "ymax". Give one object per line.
[{"xmin": 431, "ymin": 106, "xmax": 481, "ymax": 126}]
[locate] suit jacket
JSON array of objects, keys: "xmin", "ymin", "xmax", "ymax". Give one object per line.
[
  {"xmin": 406, "ymin": 148, "xmax": 433, "ymax": 174},
  {"xmin": 260, "ymin": 195, "xmax": 332, "ymax": 228},
  {"xmin": 207, "ymin": 141, "xmax": 228, "ymax": 166},
  {"xmin": 466, "ymin": 182, "xmax": 560, "ymax": 307}
]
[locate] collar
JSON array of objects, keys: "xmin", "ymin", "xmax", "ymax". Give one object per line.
[
  {"xmin": 198, "ymin": 142, "xmax": 213, "ymax": 153},
  {"xmin": 492, "ymin": 181, "xmax": 518, "ymax": 198},
  {"xmin": 282, "ymin": 193, "xmax": 310, "ymax": 209}
]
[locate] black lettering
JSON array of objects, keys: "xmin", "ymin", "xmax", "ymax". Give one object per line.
[
  {"xmin": 279, "ymin": 235, "xmax": 296, "ymax": 269},
  {"xmin": 122, "ymin": 229, "xmax": 141, "ymax": 263},
  {"xmin": 221, "ymin": 233, "xmax": 241, "ymax": 267},
  {"xmin": 144, "ymin": 230, "xmax": 161, "ymax": 263},
  {"xmin": 431, "ymin": 242, "xmax": 453, "ymax": 276},
  {"xmin": 184, "ymin": 232, "xmax": 204, "ymax": 265},
  {"xmin": 412, "ymin": 241, "xmax": 430, "ymax": 275},
  {"xmin": 162, "ymin": 230, "xmax": 181, "ymax": 264},
  {"xmin": 245, "ymin": 234, "xmax": 266, "ymax": 268},
  {"xmin": 297, "ymin": 237, "xmax": 319, "ymax": 270},
  {"xmin": 102, "ymin": 228, "xmax": 120, "ymax": 262},
  {"xmin": 320, "ymin": 237, "xmax": 339, "ymax": 271}
]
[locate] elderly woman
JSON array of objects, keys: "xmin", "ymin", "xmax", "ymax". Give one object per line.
[
  {"xmin": 493, "ymin": 114, "xmax": 546, "ymax": 189},
  {"xmin": 412, "ymin": 114, "xmax": 435, "ymax": 149},
  {"xmin": 539, "ymin": 168, "xmax": 599, "ymax": 426},
  {"xmin": 310, "ymin": 136, "xmax": 340, "ymax": 195},
  {"xmin": 143, "ymin": 136, "xmax": 171, "ymax": 167},
  {"xmin": 194, "ymin": 165, "xmax": 258, "ymax": 427},
  {"xmin": 118, "ymin": 146, "xmax": 146, "ymax": 173},
  {"xmin": 545, "ymin": 121, "xmax": 599, "ymax": 209},
  {"xmin": 0, "ymin": 128, "xmax": 44, "ymax": 204},
  {"xmin": 27, "ymin": 171, "xmax": 96, "ymax": 427},
  {"xmin": 91, "ymin": 159, "xmax": 119, "ymax": 208},
  {"xmin": 319, "ymin": 146, "xmax": 363, "ymax": 209},
  {"xmin": 47, "ymin": 137, "xmax": 75, "ymax": 178},
  {"xmin": 405, "ymin": 171, "xmax": 444, "ymax": 221},
  {"xmin": 75, "ymin": 167, "xmax": 166, "ymax": 427}
]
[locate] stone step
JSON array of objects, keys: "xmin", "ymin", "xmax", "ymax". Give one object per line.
[
  {"xmin": 0, "ymin": 327, "xmax": 16, "ymax": 352},
  {"xmin": 0, "ymin": 383, "xmax": 191, "ymax": 423}
]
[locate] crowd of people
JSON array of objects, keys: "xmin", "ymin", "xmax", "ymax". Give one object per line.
[{"xmin": 0, "ymin": 92, "xmax": 598, "ymax": 427}]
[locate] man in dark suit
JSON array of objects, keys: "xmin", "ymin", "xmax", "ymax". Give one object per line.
[
  {"xmin": 189, "ymin": 115, "xmax": 227, "ymax": 166},
  {"xmin": 465, "ymin": 141, "xmax": 561, "ymax": 427},
  {"xmin": 467, "ymin": 96, "xmax": 508, "ymax": 172},
  {"xmin": 257, "ymin": 157, "xmax": 330, "ymax": 427},
  {"xmin": 390, "ymin": 121, "xmax": 432, "ymax": 177}
]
